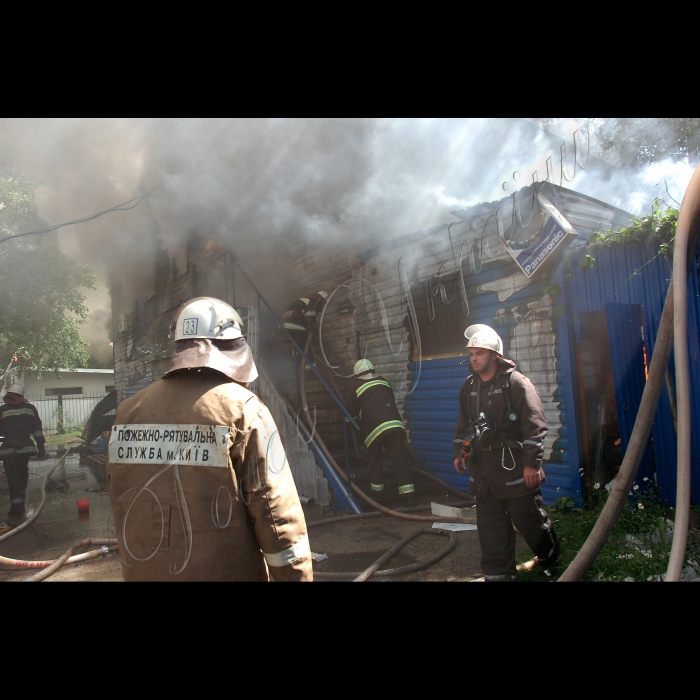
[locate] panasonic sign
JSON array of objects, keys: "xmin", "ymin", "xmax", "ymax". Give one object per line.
[{"xmin": 506, "ymin": 190, "xmax": 578, "ymax": 279}]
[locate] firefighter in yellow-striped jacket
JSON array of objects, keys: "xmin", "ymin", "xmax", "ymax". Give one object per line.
[
  {"xmin": 0, "ymin": 383, "xmax": 45, "ymax": 519},
  {"xmin": 347, "ymin": 359, "xmax": 414, "ymax": 502}
]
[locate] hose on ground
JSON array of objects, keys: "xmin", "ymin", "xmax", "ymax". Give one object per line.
[
  {"xmin": 299, "ymin": 335, "xmax": 475, "ymax": 524},
  {"xmin": 406, "ymin": 441, "xmax": 472, "ymax": 498},
  {"xmin": 313, "ymin": 528, "xmax": 457, "ymax": 581},
  {"xmin": 559, "ymin": 162, "xmax": 700, "ymax": 582},
  {"xmin": 0, "ymin": 539, "xmax": 118, "ymax": 571},
  {"xmin": 22, "ymin": 538, "xmax": 119, "ymax": 582},
  {"xmin": 306, "ymin": 499, "xmax": 474, "ymax": 527},
  {"xmin": 0, "ymin": 450, "xmax": 69, "ymax": 544}
]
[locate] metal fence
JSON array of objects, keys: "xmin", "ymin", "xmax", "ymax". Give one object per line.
[{"xmin": 23, "ymin": 392, "xmax": 112, "ymax": 435}]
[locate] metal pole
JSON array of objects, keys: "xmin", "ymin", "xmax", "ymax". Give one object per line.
[{"xmin": 342, "ymin": 412, "xmax": 352, "ymax": 488}]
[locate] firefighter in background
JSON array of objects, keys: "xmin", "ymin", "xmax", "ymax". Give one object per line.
[
  {"xmin": 281, "ymin": 291, "xmax": 329, "ymax": 347},
  {"xmin": 347, "ymin": 359, "xmax": 414, "ymax": 502},
  {"xmin": 107, "ymin": 296, "xmax": 312, "ymax": 581},
  {"xmin": 0, "ymin": 383, "xmax": 46, "ymax": 519},
  {"xmin": 453, "ymin": 324, "xmax": 559, "ymax": 580}
]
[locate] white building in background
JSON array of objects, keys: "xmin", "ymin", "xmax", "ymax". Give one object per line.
[{"xmin": 4, "ymin": 368, "xmax": 115, "ymax": 435}]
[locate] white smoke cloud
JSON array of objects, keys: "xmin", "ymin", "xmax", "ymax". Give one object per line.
[{"xmin": 0, "ymin": 117, "xmax": 695, "ymax": 364}]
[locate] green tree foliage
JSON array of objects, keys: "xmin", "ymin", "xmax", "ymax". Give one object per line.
[
  {"xmin": 0, "ymin": 156, "xmax": 96, "ymax": 374},
  {"xmin": 530, "ymin": 118, "xmax": 700, "ymax": 169}
]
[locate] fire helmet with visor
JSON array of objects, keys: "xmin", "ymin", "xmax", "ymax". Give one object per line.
[
  {"xmin": 170, "ymin": 297, "xmax": 244, "ymax": 342},
  {"xmin": 464, "ymin": 324, "xmax": 504, "ymax": 358},
  {"xmin": 165, "ymin": 297, "xmax": 257, "ymax": 384}
]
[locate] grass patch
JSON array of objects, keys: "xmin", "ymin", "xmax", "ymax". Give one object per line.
[
  {"xmin": 516, "ymin": 484, "xmax": 700, "ymax": 582},
  {"xmin": 45, "ymin": 429, "xmax": 83, "ymax": 444}
]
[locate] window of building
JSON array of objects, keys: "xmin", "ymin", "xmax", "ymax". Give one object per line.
[
  {"xmin": 105, "ymin": 385, "xmax": 115, "ymax": 393},
  {"xmin": 45, "ymin": 387, "xmax": 83, "ymax": 397}
]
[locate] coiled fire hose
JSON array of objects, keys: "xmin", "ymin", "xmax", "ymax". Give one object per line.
[{"xmin": 299, "ymin": 336, "xmax": 475, "ymax": 524}]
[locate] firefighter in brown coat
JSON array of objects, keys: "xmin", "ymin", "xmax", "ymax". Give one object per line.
[
  {"xmin": 108, "ymin": 296, "xmax": 312, "ymax": 581},
  {"xmin": 453, "ymin": 324, "xmax": 559, "ymax": 580}
]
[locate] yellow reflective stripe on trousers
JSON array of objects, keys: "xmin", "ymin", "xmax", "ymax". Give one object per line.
[
  {"xmin": 283, "ymin": 322, "xmax": 307, "ymax": 331},
  {"xmin": 299, "ymin": 297, "xmax": 310, "ymax": 305},
  {"xmin": 356, "ymin": 380, "xmax": 392, "ymax": 397},
  {"xmin": 371, "ymin": 483, "xmax": 384, "ymax": 491},
  {"xmin": 398, "ymin": 484, "xmax": 415, "ymax": 494},
  {"xmin": 365, "ymin": 420, "xmax": 405, "ymax": 447}
]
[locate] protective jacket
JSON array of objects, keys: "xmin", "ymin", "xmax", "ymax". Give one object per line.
[
  {"xmin": 453, "ymin": 361, "xmax": 547, "ymax": 499},
  {"xmin": 107, "ymin": 369, "xmax": 312, "ymax": 581},
  {"xmin": 282, "ymin": 293, "xmax": 327, "ymax": 332},
  {"xmin": 348, "ymin": 374, "xmax": 405, "ymax": 447},
  {"xmin": 0, "ymin": 400, "xmax": 45, "ymax": 457}
]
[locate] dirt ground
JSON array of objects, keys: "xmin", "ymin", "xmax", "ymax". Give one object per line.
[{"xmin": 0, "ymin": 450, "xmax": 533, "ymax": 582}]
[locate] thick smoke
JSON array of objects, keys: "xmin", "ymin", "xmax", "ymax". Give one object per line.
[{"xmin": 0, "ymin": 118, "xmax": 694, "ymax": 363}]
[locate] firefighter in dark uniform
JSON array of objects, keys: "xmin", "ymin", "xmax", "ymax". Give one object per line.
[
  {"xmin": 281, "ymin": 291, "xmax": 329, "ymax": 347},
  {"xmin": 0, "ymin": 383, "xmax": 46, "ymax": 519},
  {"xmin": 453, "ymin": 325, "xmax": 559, "ymax": 580},
  {"xmin": 348, "ymin": 359, "xmax": 414, "ymax": 501}
]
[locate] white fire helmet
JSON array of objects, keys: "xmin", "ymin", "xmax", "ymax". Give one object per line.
[
  {"xmin": 318, "ymin": 291, "xmax": 330, "ymax": 302},
  {"xmin": 354, "ymin": 359, "xmax": 375, "ymax": 376},
  {"xmin": 464, "ymin": 324, "xmax": 504, "ymax": 357},
  {"xmin": 6, "ymin": 383, "xmax": 25, "ymax": 397},
  {"xmin": 170, "ymin": 297, "xmax": 244, "ymax": 342}
]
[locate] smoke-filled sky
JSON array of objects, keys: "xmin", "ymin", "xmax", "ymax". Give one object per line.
[{"xmin": 0, "ymin": 118, "xmax": 695, "ymax": 365}]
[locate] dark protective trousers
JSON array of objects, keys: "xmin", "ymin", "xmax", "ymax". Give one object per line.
[
  {"xmin": 2, "ymin": 454, "xmax": 30, "ymax": 513},
  {"xmin": 476, "ymin": 490, "xmax": 559, "ymax": 577},
  {"xmin": 368, "ymin": 430, "xmax": 410, "ymax": 488}
]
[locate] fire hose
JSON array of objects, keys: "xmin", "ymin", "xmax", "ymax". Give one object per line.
[
  {"xmin": 312, "ymin": 528, "xmax": 457, "ymax": 581},
  {"xmin": 0, "ymin": 449, "xmax": 69, "ymax": 544},
  {"xmin": 0, "ymin": 539, "xmax": 118, "ymax": 575},
  {"xmin": 298, "ymin": 336, "xmax": 475, "ymax": 525},
  {"xmin": 559, "ymin": 162, "xmax": 700, "ymax": 582},
  {"xmin": 22, "ymin": 539, "xmax": 119, "ymax": 582}
]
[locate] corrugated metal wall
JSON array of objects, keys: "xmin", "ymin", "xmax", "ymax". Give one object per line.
[
  {"xmin": 561, "ymin": 239, "xmax": 700, "ymax": 505},
  {"xmin": 287, "ymin": 186, "xmax": 642, "ymax": 505}
]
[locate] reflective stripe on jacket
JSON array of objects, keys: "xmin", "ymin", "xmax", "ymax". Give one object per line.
[
  {"xmin": 348, "ymin": 375, "xmax": 405, "ymax": 447},
  {"xmin": 107, "ymin": 370, "xmax": 312, "ymax": 581}
]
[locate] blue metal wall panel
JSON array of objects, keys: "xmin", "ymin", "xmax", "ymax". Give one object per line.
[{"xmin": 562, "ymin": 240, "xmax": 700, "ymax": 505}]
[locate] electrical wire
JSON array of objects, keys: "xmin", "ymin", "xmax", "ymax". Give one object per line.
[{"xmin": 0, "ymin": 188, "xmax": 161, "ymax": 246}]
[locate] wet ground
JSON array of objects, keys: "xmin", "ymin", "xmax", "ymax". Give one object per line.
[
  {"xmin": 0, "ymin": 450, "xmax": 515, "ymax": 582},
  {"xmin": 0, "ymin": 448, "xmax": 122, "ymax": 582}
]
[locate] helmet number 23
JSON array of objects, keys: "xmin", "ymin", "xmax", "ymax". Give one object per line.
[{"xmin": 183, "ymin": 319, "xmax": 198, "ymax": 335}]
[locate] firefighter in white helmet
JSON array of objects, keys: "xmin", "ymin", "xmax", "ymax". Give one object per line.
[
  {"xmin": 107, "ymin": 296, "xmax": 312, "ymax": 581},
  {"xmin": 347, "ymin": 359, "xmax": 414, "ymax": 502},
  {"xmin": 453, "ymin": 324, "xmax": 559, "ymax": 580},
  {"xmin": 0, "ymin": 383, "xmax": 46, "ymax": 519}
]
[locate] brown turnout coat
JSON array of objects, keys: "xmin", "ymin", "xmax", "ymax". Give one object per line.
[{"xmin": 107, "ymin": 370, "xmax": 312, "ymax": 581}]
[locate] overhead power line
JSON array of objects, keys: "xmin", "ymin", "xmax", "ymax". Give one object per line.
[{"xmin": 0, "ymin": 187, "xmax": 161, "ymax": 246}]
